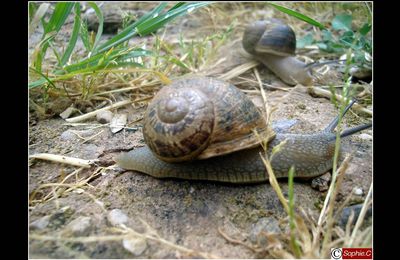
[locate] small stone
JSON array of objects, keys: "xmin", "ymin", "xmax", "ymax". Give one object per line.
[
  {"xmin": 354, "ymin": 187, "xmax": 363, "ymax": 196},
  {"xmin": 122, "ymin": 237, "xmax": 148, "ymax": 256},
  {"xmin": 358, "ymin": 133, "xmax": 372, "ymax": 141},
  {"xmin": 59, "ymin": 107, "xmax": 77, "ymax": 119},
  {"xmin": 30, "ymin": 216, "xmax": 50, "ymax": 230},
  {"xmin": 63, "ymin": 216, "xmax": 92, "ymax": 236},
  {"xmin": 249, "ymin": 217, "xmax": 281, "ymax": 244},
  {"xmin": 96, "ymin": 110, "xmax": 114, "ymax": 124},
  {"xmin": 339, "ymin": 204, "xmax": 372, "ymax": 228},
  {"xmin": 311, "ymin": 172, "xmax": 331, "ymax": 192},
  {"xmin": 60, "ymin": 130, "xmax": 76, "ymax": 141},
  {"xmin": 107, "ymin": 209, "xmax": 129, "ymax": 226},
  {"xmin": 110, "ymin": 114, "xmax": 127, "ymax": 134}
]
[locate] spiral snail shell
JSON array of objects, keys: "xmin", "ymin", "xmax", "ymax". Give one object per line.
[
  {"xmin": 142, "ymin": 77, "xmax": 273, "ymax": 162},
  {"xmin": 242, "ymin": 19, "xmax": 313, "ymax": 86}
]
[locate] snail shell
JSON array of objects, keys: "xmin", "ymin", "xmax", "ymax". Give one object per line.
[
  {"xmin": 242, "ymin": 18, "xmax": 296, "ymax": 57},
  {"xmin": 143, "ymin": 77, "xmax": 274, "ymax": 162},
  {"xmin": 242, "ymin": 19, "xmax": 313, "ymax": 86}
]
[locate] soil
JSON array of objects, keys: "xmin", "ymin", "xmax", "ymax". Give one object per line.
[{"xmin": 29, "ymin": 2, "xmax": 372, "ymax": 259}]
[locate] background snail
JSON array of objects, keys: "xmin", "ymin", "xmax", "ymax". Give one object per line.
[
  {"xmin": 115, "ymin": 77, "xmax": 372, "ymax": 183},
  {"xmin": 242, "ymin": 19, "xmax": 314, "ymax": 86}
]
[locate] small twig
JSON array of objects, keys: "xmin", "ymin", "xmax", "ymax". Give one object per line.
[
  {"xmin": 217, "ymin": 60, "xmax": 260, "ymax": 80},
  {"xmin": 218, "ymin": 227, "xmax": 260, "ymax": 252},
  {"xmin": 65, "ymin": 100, "xmax": 132, "ymax": 123},
  {"xmin": 29, "ymin": 153, "xmax": 97, "ymax": 168}
]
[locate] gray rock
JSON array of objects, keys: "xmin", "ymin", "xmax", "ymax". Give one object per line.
[
  {"xmin": 338, "ymin": 204, "xmax": 372, "ymax": 228},
  {"xmin": 30, "ymin": 215, "xmax": 50, "ymax": 230},
  {"xmin": 63, "ymin": 216, "xmax": 92, "ymax": 236},
  {"xmin": 96, "ymin": 110, "xmax": 114, "ymax": 124},
  {"xmin": 249, "ymin": 217, "xmax": 281, "ymax": 244},
  {"xmin": 311, "ymin": 172, "xmax": 331, "ymax": 192},
  {"xmin": 107, "ymin": 209, "xmax": 129, "ymax": 226},
  {"xmin": 60, "ymin": 130, "xmax": 76, "ymax": 141}
]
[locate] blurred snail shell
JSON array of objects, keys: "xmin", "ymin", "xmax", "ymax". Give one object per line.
[
  {"xmin": 242, "ymin": 19, "xmax": 313, "ymax": 86},
  {"xmin": 115, "ymin": 77, "xmax": 371, "ymax": 183}
]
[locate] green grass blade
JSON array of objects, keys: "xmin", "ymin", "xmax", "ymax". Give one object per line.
[
  {"xmin": 62, "ymin": 47, "xmax": 152, "ymax": 73},
  {"xmin": 32, "ymin": 32, "xmax": 57, "ymax": 72},
  {"xmin": 136, "ymin": 2, "xmax": 211, "ymax": 36},
  {"xmin": 43, "ymin": 2, "xmax": 74, "ymax": 35},
  {"xmin": 87, "ymin": 2, "xmax": 104, "ymax": 51},
  {"xmin": 29, "ymin": 2, "xmax": 38, "ymax": 23},
  {"xmin": 29, "ymin": 3, "xmax": 50, "ymax": 36},
  {"xmin": 267, "ymin": 2, "xmax": 326, "ymax": 30},
  {"xmin": 29, "ymin": 67, "xmax": 56, "ymax": 89},
  {"xmin": 60, "ymin": 3, "xmax": 81, "ymax": 66}
]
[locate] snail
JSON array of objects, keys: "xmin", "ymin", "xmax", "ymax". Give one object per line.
[
  {"xmin": 242, "ymin": 19, "xmax": 314, "ymax": 86},
  {"xmin": 115, "ymin": 77, "xmax": 372, "ymax": 183}
]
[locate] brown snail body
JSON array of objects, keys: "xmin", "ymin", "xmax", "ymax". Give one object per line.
[
  {"xmin": 242, "ymin": 19, "xmax": 313, "ymax": 86},
  {"xmin": 115, "ymin": 77, "xmax": 371, "ymax": 183}
]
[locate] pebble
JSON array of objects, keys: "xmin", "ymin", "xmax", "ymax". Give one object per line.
[
  {"xmin": 110, "ymin": 114, "xmax": 127, "ymax": 134},
  {"xmin": 30, "ymin": 215, "xmax": 50, "ymax": 230},
  {"xmin": 311, "ymin": 172, "xmax": 331, "ymax": 192},
  {"xmin": 60, "ymin": 130, "xmax": 76, "ymax": 141},
  {"xmin": 63, "ymin": 216, "xmax": 92, "ymax": 236},
  {"xmin": 357, "ymin": 133, "xmax": 372, "ymax": 141},
  {"xmin": 59, "ymin": 107, "xmax": 77, "ymax": 119},
  {"xmin": 60, "ymin": 129, "xmax": 96, "ymax": 141},
  {"xmin": 96, "ymin": 110, "xmax": 114, "ymax": 124},
  {"xmin": 249, "ymin": 217, "xmax": 281, "ymax": 244},
  {"xmin": 353, "ymin": 187, "xmax": 364, "ymax": 196},
  {"xmin": 122, "ymin": 237, "xmax": 148, "ymax": 256},
  {"xmin": 107, "ymin": 209, "xmax": 129, "ymax": 226},
  {"xmin": 338, "ymin": 204, "xmax": 372, "ymax": 228}
]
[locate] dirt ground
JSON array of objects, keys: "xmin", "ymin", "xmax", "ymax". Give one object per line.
[{"xmin": 29, "ymin": 2, "xmax": 372, "ymax": 259}]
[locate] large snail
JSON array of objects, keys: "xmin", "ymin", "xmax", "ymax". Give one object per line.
[
  {"xmin": 242, "ymin": 19, "xmax": 314, "ymax": 86},
  {"xmin": 115, "ymin": 77, "xmax": 371, "ymax": 183}
]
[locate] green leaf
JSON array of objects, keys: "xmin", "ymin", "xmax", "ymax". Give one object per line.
[
  {"xmin": 332, "ymin": 14, "xmax": 352, "ymax": 31},
  {"xmin": 267, "ymin": 2, "xmax": 326, "ymax": 30},
  {"xmin": 359, "ymin": 23, "xmax": 371, "ymax": 36},
  {"xmin": 339, "ymin": 31, "xmax": 355, "ymax": 47},
  {"xmin": 296, "ymin": 33, "xmax": 314, "ymax": 48},
  {"xmin": 43, "ymin": 2, "xmax": 74, "ymax": 36},
  {"xmin": 87, "ymin": 2, "xmax": 104, "ymax": 51},
  {"xmin": 60, "ymin": 3, "xmax": 81, "ymax": 66}
]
